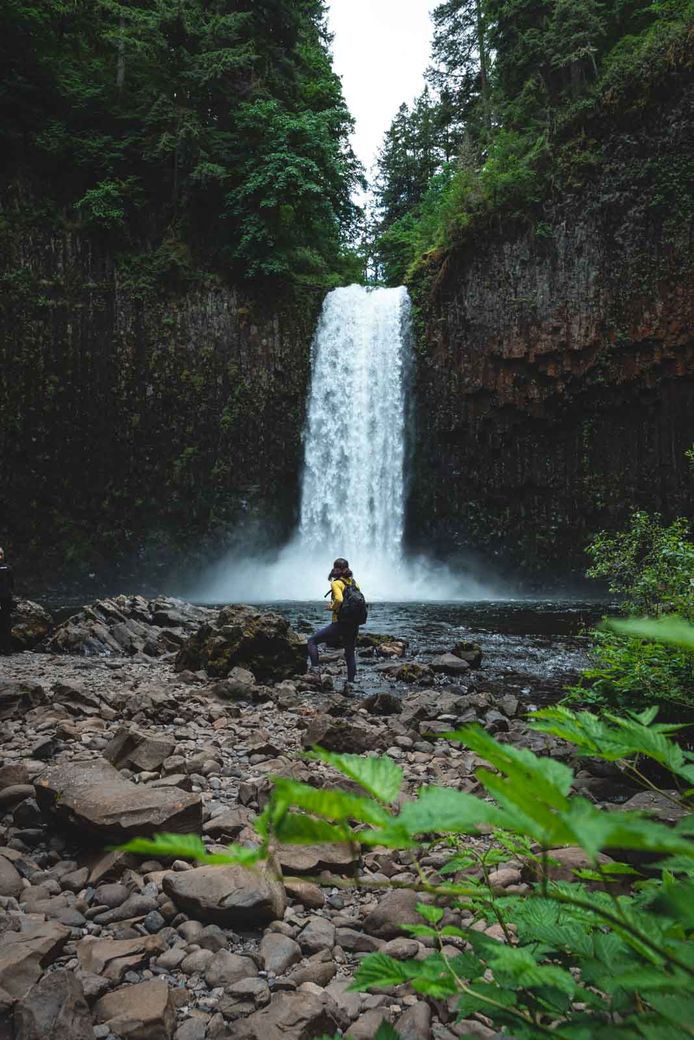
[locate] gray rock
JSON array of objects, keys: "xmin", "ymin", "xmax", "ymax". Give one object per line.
[
  {"xmin": 297, "ymin": 916, "xmax": 335, "ymax": 953},
  {"xmin": 10, "ymin": 600, "xmax": 54, "ymax": 651},
  {"xmin": 233, "ymin": 990, "xmax": 346, "ymax": 1040},
  {"xmin": 430, "ymin": 654, "xmax": 471, "ymax": 677},
  {"xmin": 0, "ymin": 680, "xmax": 46, "ymax": 721},
  {"xmin": 163, "ymin": 862, "xmax": 286, "ymax": 928},
  {"xmin": 0, "ymin": 785, "xmax": 36, "ymax": 811},
  {"xmin": 0, "ymin": 920, "xmax": 70, "ymax": 1000},
  {"xmin": 301, "ymin": 714, "xmax": 382, "ymax": 753},
  {"xmin": 35, "ymin": 757, "xmax": 201, "ymax": 841},
  {"xmin": 397, "ymin": 1000, "xmax": 432, "ymax": 1040},
  {"xmin": 104, "ymin": 727, "xmax": 176, "ymax": 773},
  {"xmin": 180, "ymin": 948, "xmax": 215, "ymax": 975},
  {"xmin": 14, "ymin": 969, "xmax": 92, "ymax": 1040},
  {"xmin": 348, "ymin": 1009, "xmax": 392, "ymax": 1039},
  {"xmin": 0, "ymin": 854, "xmax": 23, "ymax": 898},
  {"xmin": 259, "ymin": 933, "xmax": 302, "ymax": 975},
  {"xmin": 76, "ymin": 934, "xmax": 165, "ymax": 982}
]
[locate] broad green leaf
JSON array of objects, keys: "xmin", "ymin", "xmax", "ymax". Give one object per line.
[
  {"xmin": 416, "ymin": 902, "xmax": 444, "ymax": 924},
  {"xmin": 271, "ymin": 777, "xmax": 391, "ymax": 827},
  {"xmin": 116, "ymin": 833, "xmax": 263, "ymax": 866},
  {"xmin": 351, "ymin": 953, "xmax": 416, "ymax": 990},
  {"xmin": 272, "ymin": 812, "xmax": 352, "ymax": 846},
  {"xmin": 306, "ymin": 748, "xmax": 403, "ymax": 803},
  {"xmin": 605, "ymin": 616, "xmax": 694, "ymax": 651},
  {"xmin": 373, "ymin": 1024, "xmax": 402, "ymax": 1040},
  {"xmin": 396, "ymin": 785, "xmax": 513, "ymax": 836}
]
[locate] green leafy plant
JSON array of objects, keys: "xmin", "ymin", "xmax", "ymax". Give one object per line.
[{"xmin": 121, "ymin": 627, "xmax": 694, "ymax": 1038}]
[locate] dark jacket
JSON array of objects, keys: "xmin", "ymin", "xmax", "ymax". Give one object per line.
[{"xmin": 0, "ymin": 563, "xmax": 14, "ymax": 600}]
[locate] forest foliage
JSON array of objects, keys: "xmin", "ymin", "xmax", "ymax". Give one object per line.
[
  {"xmin": 0, "ymin": 0, "xmax": 362, "ymax": 286},
  {"xmin": 372, "ymin": 0, "xmax": 694, "ymax": 284}
]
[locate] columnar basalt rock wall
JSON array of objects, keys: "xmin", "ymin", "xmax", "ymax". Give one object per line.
[
  {"xmin": 0, "ymin": 225, "xmax": 320, "ymax": 588},
  {"xmin": 408, "ymin": 82, "xmax": 694, "ymax": 582}
]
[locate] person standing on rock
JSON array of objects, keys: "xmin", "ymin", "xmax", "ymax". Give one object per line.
[
  {"xmin": 0, "ymin": 547, "xmax": 15, "ymax": 655},
  {"xmin": 307, "ymin": 558, "xmax": 368, "ymax": 692}
]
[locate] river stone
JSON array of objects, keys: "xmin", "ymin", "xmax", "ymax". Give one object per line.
[
  {"xmin": 174, "ymin": 604, "xmax": 307, "ymax": 681},
  {"xmin": 14, "ymin": 969, "xmax": 92, "ymax": 1040},
  {"xmin": 103, "ymin": 726, "xmax": 176, "ymax": 772},
  {"xmin": 234, "ymin": 990, "xmax": 347, "ymax": 1040},
  {"xmin": 451, "ymin": 640, "xmax": 483, "ymax": 668},
  {"xmin": 301, "ymin": 713, "xmax": 382, "ymax": 753},
  {"xmin": 259, "ymin": 933, "xmax": 302, "ymax": 975},
  {"xmin": 0, "ymin": 920, "xmax": 70, "ymax": 1000},
  {"xmin": 430, "ymin": 653, "xmax": 471, "ymax": 676},
  {"xmin": 77, "ymin": 934, "xmax": 166, "ymax": 981},
  {"xmin": 163, "ymin": 861, "xmax": 286, "ymax": 927},
  {"xmin": 362, "ymin": 889, "xmax": 423, "ymax": 940},
  {"xmin": 397, "ymin": 1000, "xmax": 432, "ymax": 1040},
  {"xmin": 297, "ymin": 915, "xmax": 336, "ymax": 953},
  {"xmin": 94, "ymin": 979, "xmax": 175, "ymax": 1040},
  {"xmin": 204, "ymin": 950, "xmax": 258, "ymax": 987},
  {"xmin": 35, "ymin": 757, "xmax": 201, "ymax": 840}
]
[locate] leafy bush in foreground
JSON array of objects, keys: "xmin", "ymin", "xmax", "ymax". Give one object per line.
[
  {"xmin": 122, "ymin": 619, "xmax": 694, "ymax": 1039},
  {"xmin": 569, "ymin": 511, "xmax": 694, "ymax": 714}
]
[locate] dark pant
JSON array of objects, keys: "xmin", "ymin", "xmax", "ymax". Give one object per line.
[
  {"xmin": 0, "ymin": 598, "xmax": 13, "ymax": 654},
  {"xmin": 307, "ymin": 621, "xmax": 357, "ymax": 682}
]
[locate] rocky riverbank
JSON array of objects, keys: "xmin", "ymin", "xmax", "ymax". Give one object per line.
[{"xmin": 0, "ymin": 599, "xmax": 642, "ymax": 1040}]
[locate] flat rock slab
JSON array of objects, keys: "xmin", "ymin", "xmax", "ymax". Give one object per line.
[
  {"xmin": 94, "ymin": 979, "xmax": 175, "ymax": 1040},
  {"xmin": 77, "ymin": 935, "xmax": 166, "ymax": 982},
  {"xmin": 276, "ymin": 842, "xmax": 356, "ymax": 875},
  {"xmin": 104, "ymin": 726, "xmax": 176, "ymax": 772},
  {"xmin": 163, "ymin": 862, "xmax": 286, "ymax": 928},
  {"xmin": 35, "ymin": 758, "xmax": 201, "ymax": 841},
  {"xmin": 235, "ymin": 991, "xmax": 347, "ymax": 1040},
  {"xmin": 0, "ymin": 920, "xmax": 70, "ymax": 1000},
  {"xmin": 430, "ymin": 653, "xmax": 471, "ymax": 676},
  {"xmin": 14, "ymin": 968, "xmax": 92, "ymax": 1040}
]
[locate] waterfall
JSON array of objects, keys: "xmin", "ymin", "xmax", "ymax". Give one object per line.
[
  {"xmin": 198, "ymin": 284, "xmax": 494, "ymax": 602},
  {"xmin": 298, "ymin": 284, "xmax": 411, "ymax": 566}
]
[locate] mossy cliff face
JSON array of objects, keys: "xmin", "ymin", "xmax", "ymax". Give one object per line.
[
  {"xmin": 407, "ymin": 82, "xmax": 694, "ymax": 582},
  {"xmin": 0, "ymin": 226, "xmax": 320, "ymax": 588}
]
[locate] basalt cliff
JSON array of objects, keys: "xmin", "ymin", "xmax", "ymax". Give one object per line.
[{"xmin": 407, "ymin": 72, "xmax": 694, "ymax": 582}]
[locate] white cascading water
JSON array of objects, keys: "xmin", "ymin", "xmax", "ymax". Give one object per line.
[
  {"xmin": 299, "ymin": 284, "xmax": 409, "ymax": 565},
  {"xmin": 198, "ymin": 284, "xmax": 493, "ymax": 601}
]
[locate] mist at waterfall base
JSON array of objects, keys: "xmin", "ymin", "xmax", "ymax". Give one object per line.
[{"xmin": 196, "ymin": 285, "xmax": 498, "ymax": 605}]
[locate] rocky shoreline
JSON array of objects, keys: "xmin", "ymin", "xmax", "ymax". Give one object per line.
[{"xmin": 0, "ymin": 598, "xmax": 643, "ymax": 1040}]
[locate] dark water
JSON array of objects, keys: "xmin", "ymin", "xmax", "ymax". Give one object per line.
[{"xmin": 266, "ymin": 599, "xmax": 610, "ymax": 703}]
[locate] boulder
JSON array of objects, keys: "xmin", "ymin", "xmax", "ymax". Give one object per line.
[
  {"xmin": 400, "ymin": 690, "xmax": 468, "ymax": 724},
  {"xmin": 259, "ymin": 933, "xmax": 302, "ymax": 975},
  {"xmin": 14, "ymin": 969, "xmax": 92, "ymax": 1040},
  {"xmin": 0, "ymin": 920, "xmax": 70, "ymax": 1000},
  {"xmin": 0, "ymin": 681, "xmax": 46, "ymax": 721},
  {"xmin": 94, "ymin": 979, "xmax": 175, "ymax": 1040},
  {"xmin": 174, "ymin": 604, "xmax": 307, "ymax": 681},
  {"xmin": 10, "ymin": 600, "xmax": 54, "ymax": 651},
  {"xmin": 360, "ymin": 692, "xmax": 402, "ymax": 715},
  {"xmin": 0, "ymin": 854, "xmax": 23, "ymax": 898},
  {"xmin": 163, "ymin": 861, "xmax": 286, "ymax": 927},
  {"xmin": 103, "ymin": 726, "xmax": 176, "ymax": 772},
  {"xmin": 45, "ymin": 595, "xmax": 215, "ymax": 657},
  {"xmin": 430, "ymin": 653, "xmax": 471, "ymax": 677},
  {"xmin": 234, "ymin": 991, "xmax": 347, "ymax": 1040},
  {"xmin": 35, "ymin": 757, "xmax": 201, "ymax": 840}
]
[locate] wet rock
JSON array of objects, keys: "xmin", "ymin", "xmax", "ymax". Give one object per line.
[
  {"xmin": 234, "ymin": 990, "xmax": 346, "ymax": 1040},
  {"xmin": 363, "ymin": 889, "xmax": 423, "ymax": 940},
  {"xmin": 35, "ymin": 758, "xmax": 201, "ymax": 841},
  {"xmin": 104, "ymin": 726, "xmax": 176, "ymax": 773},
  {"xmin": 430, "ymin": 654, "xmax": 471, "ymax": 677},
  {"xmin": 175, "ymin": 605, "xmax": 307, "ymax": 681},
  {"xmin": 0, "ymin": 681, "xmax": 46, "ymax": 721},
  {"xmin": 77, "ymin": 934, "xmax": 166, "ymax": 981},
  {"xmin": 360, "ymin": 692, "xmax": 402, "ymax": 715},
  {"xmin": 400, "ymin": 691, "xmax": 468, "ymax": 725},
  {"xmin": 163, "ymin": 862, "xmax": 286, "ymax": 928},
  {"xmin": 259, "ymin": 933, "xmax": 302, "ymax": 975},
  {"xmin": 14, "ymin": 969, "xmax": 92, "ymax": 1040},
  {"xmin": 451, "ymin": 641, "xmax": 483, "ymax": 668},
  {"xmin": 0, "ymin": 920, "xmax": 70, "ymax": 1000},
  {"xmin": 94, "ymin": 979, "xmax": 176, "ymax": 1040},
  {"xmin": 10, "ymin": 601, "xmax": 54, "ymax": 652}
]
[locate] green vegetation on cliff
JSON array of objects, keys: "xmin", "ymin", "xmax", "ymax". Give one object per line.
[
  {"xmin": 373, "ymin": 0, "xmax": 694, "ymax": 285},
  {"xmin": 0, "ymin": 0, "xmax": 361, "ymax": 287}
]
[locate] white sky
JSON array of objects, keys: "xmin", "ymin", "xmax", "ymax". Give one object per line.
[{"xmin": 326, "ymin": 0, "xmax": 437, "ymax": 178}]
